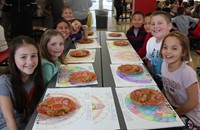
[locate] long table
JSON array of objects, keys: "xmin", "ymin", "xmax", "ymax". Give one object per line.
[{"xmin": 25, "ymin": 31, "xmax": 184, "ymax": 130}]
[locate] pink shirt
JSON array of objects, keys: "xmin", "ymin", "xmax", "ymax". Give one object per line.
[{"xmin": 162, "ymin": 61, "xmax": 200, "ymax": 126}]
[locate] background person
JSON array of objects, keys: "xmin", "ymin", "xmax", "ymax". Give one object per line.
[{"xmin": 66, "ymin": 0, "xmax": 92, "ymax": 25}]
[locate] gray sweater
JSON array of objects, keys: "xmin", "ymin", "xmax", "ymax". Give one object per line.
[{"xmin": 172, "ymin": 16, "xmax": 197, "ymax": 35}]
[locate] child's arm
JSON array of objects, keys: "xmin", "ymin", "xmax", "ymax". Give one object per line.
[
  {"xmin": 0, "ymin": 96, "xmax": 18, "ymax": 130},
  {"xmin": 82, "ymin": 25, "xmax": 88, "ymax": 39},
  {"xmin": 175, "ymin": 82, "xmax": 199, "ymax": 115}
]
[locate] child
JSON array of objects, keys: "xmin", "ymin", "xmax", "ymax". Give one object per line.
[
  {"xmin": 170, "ymin": 4, "xmax": 178, "ymax": 18},
  {"xmin": 137, "ymin": 13, "xmax": 153, "ymax": 59},
  {"xmin": 146, "ymin": 11, "xmax": 172, "ymax": 88},
  {"xmin": 0, "ymin": 35, "xmax": 45, "ymax": 129},
  {"xmin": 61, "ymin": 6, "xmax": 75, "ymax": 22},
  {"xmin": 160, "ymin": 31, "xmax": 200, "ymax": 129},
  {"xmin": 172, "ymin": 6, "xmax": 197, "ymax": 35},
  {"xmin": 126, "ymin": 12, "xmax": 147, "ymax": 51},
  {"xmin": 40, "ymin": 29, "xmax": 65, "ymax": 86},
  {"xmin": 54, "ymin": 19, "xmax": 75, "ymax": 56},
  {"xmin": 70, "ymin": 19, "xmax": 88, "ymax": 41}
]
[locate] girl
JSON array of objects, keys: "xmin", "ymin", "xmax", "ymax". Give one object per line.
[
  {"xmin": 40, "ymin": 29, "xmax": 65, "ymax": 86},
  {"xmin": 0, "ymin": 36, "xmax": 45, "ymax": 130},
  {"xmin": 160, "ymin": 31, "xmax": 200, "ymax": 129},
  {"xmin": 54, "ymin": 19, "xmax": 75, "ymax": 56},
  {"xmin": 70, "ymin": 19, "xmax": 88, "ymax": 41}
]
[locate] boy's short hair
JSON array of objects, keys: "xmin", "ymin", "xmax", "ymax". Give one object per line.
[
  {"xmin": 62, "ymin": 6, "xmax": 72, "ymax": 12},
  {"xmin": 177, "ymin": 7, "xmax": 185, "ymax": 15},
  {"xmin": 151, "ymin": 11, "xmax": 172, "ymax": 23},
  {"xmin": 132, "ymin": 11, "xmax": 144, "ymax": 18}
]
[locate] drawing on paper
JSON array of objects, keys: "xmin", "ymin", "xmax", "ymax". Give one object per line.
[
  {"xmin": 125, "ymin": 94, "xmax": 176, "ymax": 122},
  {"xmin": 110, "ymin": 49, "xmax": 141, "ymax": 63},
  {"xmin": 92, "ymin": 95, "xmax": 109, "ymax": 123},
  {"xmin": 116, "ymin": 69, "xmax": 152, "ymax": 83},
  {"xmin": 34, "ymin": 92, "xmax": 85, "ymax": 129},
  {"xmin": 56, "ymin": 64, "xmax": 97, "ymax": 87}
]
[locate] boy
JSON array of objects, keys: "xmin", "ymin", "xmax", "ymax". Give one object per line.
[
  {"xmin": 126, "ymin": 12, "xmax": 147, "ymax": 51},
  {"xmin": 146, "ymin": 11, "xmax": 172, "ymax": 88},
  {"xmin": 61, "ymin": 6, "xmax": 75, "ymax": 22},
  {"xmin": 137, "ymin": 13, "xmax": 152, "ymax": 59},
  {"xmin": 172, "ymin": 6, "xmax": 197, "ymax": 35}
]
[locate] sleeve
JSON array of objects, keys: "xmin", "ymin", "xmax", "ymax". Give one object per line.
[
  {"xmin": 137, "ymin": 33, "xmax": 151, "ymax": 58},
  {"xmin": 145, "ymin": 38, "xmax": 152, "ymax": 60},
  {"xmin": 42, "ymin": 62, "xmax": 54, "ymax": 86},
  {"xmin": 0, "ymin": 75, "xmax": 11, "ymax": 96},
  {"xmin": 189, "ymin": 16, "xmax": 197, "ymax": 28},
  {"xmin": 182, "ymin": 66, "xmax": 198, "ymax": 89}
]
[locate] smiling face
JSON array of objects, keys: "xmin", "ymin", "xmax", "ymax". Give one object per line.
[
  {"xmin": 161, "ymin": 36, "xmax": 183, "ymax": 67},
  {"xmin": 71, "ymin": 20, "xmax": 82, "ymax": 34},
  {"xmin": 47, "ymin": 35, "xmax": 64, "ymax": 60},
  {"xmin": 131, "ymin": 14, "xmax": 144, "ymax": 29},
  {"xmin": 56, "ymin": 21, "xmax": 71, "ymax": 39},
  {"xmin": 62, "ymin": 8, "xmax": 74, "ymax": 21},
  {"xmin": 144, "ymin": 16, "xmax": 151, "ymax": 33},
  {"xmin": 150, "ymin": 15, "xmax": 172, "ymax": 42},
  {"xmin": 15, "ymin": 44, "xmax": 38, "ymax": 77}
]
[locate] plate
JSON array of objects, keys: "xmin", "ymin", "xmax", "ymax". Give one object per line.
[
  {"xmin": 118, "ymin": 64, "xmax": 143, "ymax": 75},
  {"xmin": 69, "ymin": 71, "xmax": 96, "ymax": 83},
  {"xmin": 70, "ymin": 50, "xmax": 90, "ymax": 57},
  {"xmin": 130, "ymin": 88, "xmax": 165, "ymax": 106},
  {"xmin": 37, "ymin": 97, "xmax": 76, "ymax": 117},
  {"xmin": 113, "ymin": 40, "xmax": 129, "ymax": 46},
  {"xmin": 78, "ymin": 38, "xmax": 94, "ymax": 43},
  {"xmin": 88, "ymin": 31, "xmax": 94, "ymax": 36},
  {"xmin": 109, "ymin": 33, "xmax": 122, "ymax": 37}
]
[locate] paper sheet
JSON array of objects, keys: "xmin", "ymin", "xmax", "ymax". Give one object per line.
[
  {"xmin": 110, "ymin": 64, "xmax": 157, "ymax": 87},
  {"xmin": 107, "ymin": 40, "xmax": 132, "ymax": 50},
  {"xmin": 75, "ymin": 39, "xmax": 101, "ymax": 49},
  {"xmin": 106, "ymin": 31, "xmax": 127, "ymax": 40},
  {"xmin": 56, "ymin": 64, "xmax": 98, "ymax": 87},
  {"xmin": 65, "ymin": 49, "xmax": 96, "ymax": 63},
  {"xmin": 32, "ymin": 87, "xmax": 120, "ymax": 130},
  {"xmin": 115, "ymin": 87, "xmax": 184, "ymax": 130},
  {"xmin": 88, "ymin": 32, "xmax": 98, "ymax": 39},
  {"xmin": 108, "ymin": 49, "xmax": 143, "ymax": 64}
]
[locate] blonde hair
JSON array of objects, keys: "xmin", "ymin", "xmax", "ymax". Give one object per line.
[
  {"xmin": 160, "ymin": 31, "xmax": 191, "ymax": 61},
  {"xmin": 151, "ymin": 11, "xmax": 172, "ymax": 23}
]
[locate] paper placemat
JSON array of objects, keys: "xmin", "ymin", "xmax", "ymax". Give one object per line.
[
  {"xmin": 56, "ymin": 64, "xmax": 98, "ymax": 87},
  {"xmin": 108, "ymin": 49, "xmax": 143, "ymax": 64},
  {"xmin": 106, "ymin": 31, "xmax": 127, "ymax": 40},
  {"xmin": 116, "ymin": 87, "xmax": 184, "ymax": 129},
  {"xmin": 32, "ymin": 87, "xmax": 120, "ymax": 130},
  {"xmin": 88, "ymin": 31, "xmax": 98, "ymax": 39},
  {"xmin": 75, "ymin": 39, "xmax": 101, "ymax": 49},
  {"xmin": 65, "ymin": 49, "xmax": 96, "ymax": 63},
  {"xmin": 110, "ymin": 64, "xmax": 157, "ymax": 87},
  {"xmin": 107, "ymin": 40, "xmax": 132, "ymax": 50}
]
